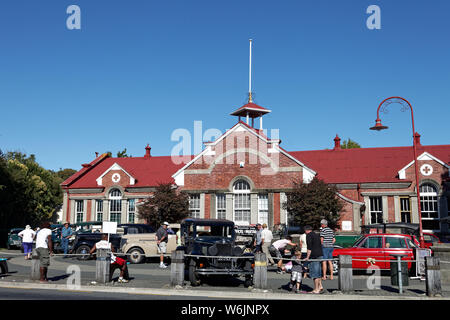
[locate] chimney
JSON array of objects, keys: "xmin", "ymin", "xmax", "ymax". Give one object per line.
[
  {"xmin": 95, "ymin": 152, "xmax": 99, "ymax": 158},
  {"xmin": 334, "ymin": 134, "xmax": 341, "ymax": 150},
  {"xmin": 414, "ymin": 132, "xmax": 421, "ymax": 146},
  {"xmin": 145, "ymin": 144, "xmax": 151, "ymax": 158}
]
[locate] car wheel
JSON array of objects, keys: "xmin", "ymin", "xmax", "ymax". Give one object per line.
[
  {"xmin": 188, "ymin": 261, "xmax": 201, "ymax": 286},
  {"xmin": 127, "ymin": 248, "xmax": 144, "ymax": 264},
  {"xmin": 332, "ymin": 259, "xmax": 339, "ymax": 275},
  {"xmin": 76, "ymin": 245, "xmax": 91, "ymax": 260},
  {"xmin": 244, "ymin": 276, "xmax": 253, "ymax": 288}
]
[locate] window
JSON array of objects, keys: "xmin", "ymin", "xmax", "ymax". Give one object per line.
[
  {"xmin": 369, "ymin": 197, "xmax": 383, "ymax": 224},
  {"xmin": 75, "ymin": 200, "xmax": 84, "ymax": 223},
  {"xmin": 216, "ymin": 194, "xmax": 226, "ymax": 220},
  {"xmin": 128, "ymin": 199, "xmax": 136, "ymax": 223},
  {"xmin": 362, "ymin": 236, "xmax": 383, "ymax": 248},
  {"xmin": 189, "ymin": 194, "xmax": 201, "ymax": 218},
  {"xmin": 420, "ymin": 184, "xmax": 440, "ymax": 231},
  {"xmin": 109, "ymin": 189, "xmax": 122, "ymax": 223},
  {"xmin": 258, "ymin": 194, "xmax": 269, "ymax": 225},
  {"xmin": 385, "ymin": 237, "xmax": 407, "ymax": 249},
  {"xmin": 233, "ymin": 180, "xmax": 250, "ymax": 192},
  {"xmin": 400, "ymin": 197, "xmax": 411, "ymax": 223},
  {"xmin": 233, "ymin": 180, "xmax": 251, "ymax": 224},
  {"xmin": 96, "ymin": 200, "xmax": 103, "ymax": 222}
]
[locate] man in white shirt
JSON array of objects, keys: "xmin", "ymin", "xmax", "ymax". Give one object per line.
[
  {"xmin": 35, "ymin": 221, "xmax": 53, "ymax": 283},
  {"xmin": 90, "ymin": 234, "xmax": 129, "ymax": 283},
  {"xmin": 261, "ymin": 224, "xmax": 275, "ymax": 265}
]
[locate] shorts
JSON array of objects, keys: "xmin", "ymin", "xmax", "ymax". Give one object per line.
[
  {"xmin": 23, "ymin": 242, "xmax": 33, "ymax": 254},
  {"xmin": 36, "ymin": 247, "xmax": 50, "ymax": 268},
  {"xmin": 291, "ymin": 271, "xmax": 303, "ymax": 282},
  {"xmin": 113, "ymin": 257, "xmax": 126, "ymax": 267},
  {"xmin": 308, "ymin": 256, "xmax": 323, "ymax": 279},
  {"xmin": 157, "ymin": 241, "xmax": 167, "ymax": 254},
  {"xmin": 269, "ymin": 246, "xmax": 282, "ymax": 258},
  {"xmin": 322, "ymin": 247, "xmax": 334, "ymax": 260}
]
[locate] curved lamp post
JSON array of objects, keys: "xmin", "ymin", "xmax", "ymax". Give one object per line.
[{"xmin": 370, "ymin": 96, "xmax": 425, "ymax": 248}]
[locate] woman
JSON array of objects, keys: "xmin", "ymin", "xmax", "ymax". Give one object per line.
[{"xmin": 18, "ymin": 225, "xmax": 36, "ymax": 260}]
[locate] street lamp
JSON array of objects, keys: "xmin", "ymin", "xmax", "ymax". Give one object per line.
[{"xmin": 370, "ymin": 96, "xmax": 425, "ymax": 248}]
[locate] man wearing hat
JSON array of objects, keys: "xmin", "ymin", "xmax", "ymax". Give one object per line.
[
  {"xmin": 320, "ymin": 219, "xmax": 335, "ymax": 280},
  {"xmin": 253, "ymin": 223, "xmax": 263, "ymax": 253},
  {"xmin": 60, "ymin": 222, "xmax": 73, "ymax": 258},
  {"xmin": 156, "ymin": 222, "xmax": 170, "ymax": 268}
]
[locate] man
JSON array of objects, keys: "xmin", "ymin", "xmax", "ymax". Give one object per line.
[
  {"xmin": 320, "ymin": 219, "xmax": 335, "ymax": 280},
  {"xmin": 304, "ymin": 225, "xmax": 324, "ymax": 294},
  {"xmin": 253, "ymin": 223, "xmax": 263, "ymax": 253},
  {"xmin": 90, "ymin": 234, "xmax": 129, "ymax": 283},
  {"xmin": 35, "ymin": 221, "xmax": 53, "ymax": 283},
  {"xmin": 60, "ymin": 222, "xmax": 73, "ymax": 258},
  {"xmin": 156, "ymin": 221, "xmax": 170, "ymax": 268},
  {"xmin": 271, "ymin": 236, "xmax": 297, "ymax": 274},
  {"xmin": 18, "ymin": 225, "xmax": 35, "ymax": 260},
  {"xmin": 261, "ymin": 224, "xmax": 275, "ymax": 265}
]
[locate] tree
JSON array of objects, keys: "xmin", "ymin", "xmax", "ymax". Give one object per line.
[
  {"xmin": 138, "ymin": 183, "xmax": 189, "ymax": 228},
  {"xmin": 283, "ymin": 177, "xmax": 344, "ymax": 229},
  {"xmin": 117, "ymin": 148, "xmax": 131, "ymax": 158},
  {"xmin": 341, "ymin": 138, "xmax": 361, "ymax": 149}
]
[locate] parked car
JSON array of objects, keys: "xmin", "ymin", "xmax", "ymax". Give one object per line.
[
  {"xmin": 422, "ymin": 232, "xmax": 442, "ymax": 249},
  {"xmin": 179, "ymin": 218, "xmax": 254, "ymax": 287},
  {"xmin": 120, "ymin": 223, "xmax": 178, "ymax": 264},
  {"xmin": 332, "ymin": 233, "xmax": 421, "ymax": 275},
  {"xmin": 118, "ymin": 224, "xmax": 155, "ymax": 235},
  {"xmin": 71, "ymin": 232, "xmax": 122, "ymax": 260},
  {"xmin": 6, "ymin": 228, "xmax": 23, "ymax": 250}
]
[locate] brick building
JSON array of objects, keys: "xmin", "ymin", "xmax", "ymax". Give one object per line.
[{"xmin": 61, "ymin": 102, "xmax": 450, "ymax": 237}]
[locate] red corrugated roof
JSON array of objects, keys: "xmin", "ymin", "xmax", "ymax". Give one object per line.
[
  {"xmin": 288, "ymin": 145, "xmax": 450, "ymax": 184},
  {"xmin": 65, "ymin": 155, "xmax": 191, "ymax": 189}
]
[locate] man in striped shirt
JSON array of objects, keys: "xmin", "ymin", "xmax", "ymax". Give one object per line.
[{"xmin": 320, "ymin": 219, "xmax": 335, "ymax": 280}]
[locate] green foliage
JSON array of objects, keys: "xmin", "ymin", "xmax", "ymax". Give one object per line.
[
  {"xmin": 0, "ymin": 150, "xmax": 76, "ymax": 241},
  {"xmin": 117, "ymin": 148, "xmax": 131, "ymax": 158},
  {"xmin": 341, "ymin": 138, "xmax": 361, "ymax": 149},
  {"xmin": 138, "ymin": 183, "xmax": 189, "ymax": 228},
  {"xmin": 283, "ymin": 177, "xmax": 344, "ymax": 229}
]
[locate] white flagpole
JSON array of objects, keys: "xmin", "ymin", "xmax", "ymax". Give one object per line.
[{"xmin": 249, "ymin": 39, "xmax": 253, "ymax": 103}]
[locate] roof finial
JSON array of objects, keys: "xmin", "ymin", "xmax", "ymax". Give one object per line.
[{"xmin": 248, "ymin": 39, "xmax": 253, "ymax": 103}]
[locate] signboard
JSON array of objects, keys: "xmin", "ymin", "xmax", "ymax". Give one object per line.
[
  {"xmin": 342, "ymin": 221, "xmax": 352, "ymax": 231},
  {"xmin": 416, "ymin": 248, "xmax": 432, "ymax": 278},
  {"xmin": 102, "ymin": 221, "xmax": 117, "ymax": 234},
  {"xmin": 234, "ymin": 225, "xmax": 256, "ymax": 246}
]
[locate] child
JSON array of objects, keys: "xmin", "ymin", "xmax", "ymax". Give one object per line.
[{"xmin": 288, "ymin": 250, "xmax": 304, "ymax": 293}]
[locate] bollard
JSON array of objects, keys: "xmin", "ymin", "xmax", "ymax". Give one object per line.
[
  {"xmin": 425, "ymin": 256, "xmax": 442, "ymax": 297},
  {"xmin": 31, "ymin": 249, "xmax": 40, "ymax": 280},
  {"xmin": 95, "ymin": 248, "xmax": 111, "ymax": 284},
  {"xmin": 338, "ymin": 255, "xmax": 353, "ymax": 293},
  {"xmin": 253, "ymin": 252, "xmax": 267, "ymax": 289},
  {"xmin": 170, "ymin": 250, "xmax": 185, "ymax": 287}
]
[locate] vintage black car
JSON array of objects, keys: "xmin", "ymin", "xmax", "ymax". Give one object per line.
[
  {"xmin": 71, "ymin": 232, "xmax": 122, "ymax": 260},
  {"xmin": 179, "ymin": 218, "xmax": 254, "ymax": 287}
]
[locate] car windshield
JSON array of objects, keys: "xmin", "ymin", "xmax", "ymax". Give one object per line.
[
  {"xmin": 352, "ymin": 235, "xmax": 365, "ymax": 247},
  {"xmin": 195, "ymin": 225, "xmax": 233, "ymax": 238}
]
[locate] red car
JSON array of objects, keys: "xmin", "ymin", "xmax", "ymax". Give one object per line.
[
  {"xmin": 422, "ymin": 232, "xmax": 442, "ymax": 249},
  {"xmin": 332, "ymin": 233, "xmax": 421, "ymax": 273}
]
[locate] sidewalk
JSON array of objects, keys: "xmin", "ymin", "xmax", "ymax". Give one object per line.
[{"xmin": 1, "ymin": 250, "xmax": 449, "ymax": 300}]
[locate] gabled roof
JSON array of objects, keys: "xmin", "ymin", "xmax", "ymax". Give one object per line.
[
  {"xmin": 63, "ymin": 155, "xmax": 191, "ymax": 189},
  {"xmin": 288, "ymin": 144, "xmax": 450, "ymax": 184}
]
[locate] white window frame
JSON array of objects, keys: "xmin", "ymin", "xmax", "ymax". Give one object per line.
[
  {"xmin": 258, "ymin": 194, "xmax": 269, "ymax": 225},
  {"xmin": 75, "ymin": 200, "xmax": 84, "ymax": 223},
  {"xmin": 216, "ymin": 194, "xmax": 226, "ymax": 220},
  {"xmin": 128, "ymin": 199, "xmax": 136, "ymax": 223},
  {"xmin": 189, "ymin": 194, "xmax": 201, "ymax": 219},
  {"xmin": 96, "ymin": 199, "xmax": 103, "ymax": 222},
  {"xmin": 420, "ymin": 184, "xmax": 440, "ymax": 232},
  {"xmin": 109, "ymin": 189, "xmax": 122, "ymax": 223},
  {"xmin": 369, "ymin": 197, "xmax": 383, "ymax": 224},
  {"xmin": 233, "ymin": 180, "xmax": 251, "ymax": 225}
]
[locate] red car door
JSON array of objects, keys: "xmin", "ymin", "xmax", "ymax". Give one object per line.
[
  {"xmin": 352, "ymin": 236, "xmax": 386, "ymax": 270},
  {"xmin": 384, "ymin": 236, "xmax": 412, "ymax": 270}
]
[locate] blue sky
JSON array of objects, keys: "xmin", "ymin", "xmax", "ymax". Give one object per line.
[{"xmin": 1, "ymin": 0, "xmax": 449, "ymax": 171}]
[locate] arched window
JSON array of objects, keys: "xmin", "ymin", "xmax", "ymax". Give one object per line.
[
  {"xmin": 420, "ymin": 183, "xmax": 440, "ymax": 232},
  {"xmin": 233, "ymin": 180, "xmax": 251, "ymax": 224},
  {"xmin": 109, "ymin": 189, "xmax": 122, "ymax": 223}
]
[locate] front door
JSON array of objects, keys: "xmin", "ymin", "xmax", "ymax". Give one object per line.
[{"xmin": 353, "ymin": 236, "xmax": 386, "ymax": 269}]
